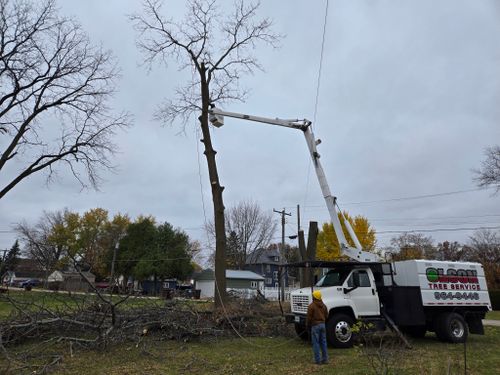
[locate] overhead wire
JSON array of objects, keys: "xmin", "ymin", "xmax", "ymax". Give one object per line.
[
  {"xmin": 303, "ymin": 0, "xmax": 330, "ymax": 211},
  {"xmin": 294, "ymin": 186, "xmax": 494, "ymax": 210},
  {"xmin": 376, "ymin": 225, "xmax": 500, "ymax": 235}
]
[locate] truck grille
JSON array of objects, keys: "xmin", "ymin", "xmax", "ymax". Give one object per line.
[{"xmin": 292, "ymin": 295, "xmax": 310, "ymax": 314}]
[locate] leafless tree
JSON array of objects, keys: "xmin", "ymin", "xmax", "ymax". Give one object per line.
[
  {"xmin": 474, "ymin": 145, "xmax": 500, "ymax": 193},
  {"xmin": 206, "ymin": 200, "xmax": 277, "ymax": 269},
  {"xmin": 15, "ymin": 209, "xmax": 70, "ymax": 272},
  {"xmin": 131, "ymin": 0, "xmax": 280, "ymax": 307},
  {"xmin": 0, "ymin": 0, "xmax": 129, "ymax": 200},
  {"xmin": 435, "ymin": 240, "xmax": 465, "ymax": 261},
  {"xmin": 390, "ymin": 233, "xmax": 435, "ymax": 260},
  {"xmin": 467, "ymin": 229, "xmax": 500, "ymax": 288}
]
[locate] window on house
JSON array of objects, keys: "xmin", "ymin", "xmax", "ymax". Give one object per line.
[
  {"xmin": 273, "ymin": 271, "xmax": 278, "ymax": 280},
  {"xmin": 250, "ymin": 281, "xmax": 258, "ymax": 289},
  {"xmin": 266, "ymin": 264, "xmax": 271, "ymax": 273},
  {"xmin": 265, "ymin": 278, "xmax": 272, "ymax": 285}
]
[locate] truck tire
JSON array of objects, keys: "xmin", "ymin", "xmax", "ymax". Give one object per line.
[
  {"xmin": 326, "ymin": 313, "xmax": 355, "ymax": 348},
  {"xmin": 294, "ymin": 323, "xmax": 309, "ymax": 341},
  {"xmin": 442, "ymin": 312, "xmax": 468, "ymax": 343}
]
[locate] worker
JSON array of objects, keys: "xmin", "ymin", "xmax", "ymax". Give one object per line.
[{"xmin": 306, "ymin": 290, "xmax": 329, "ymax": 365}]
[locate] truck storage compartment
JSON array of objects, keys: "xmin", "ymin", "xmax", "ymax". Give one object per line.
[{"xmin": 381, "ymin": 286, "xmax": 426, "ymax": 326}]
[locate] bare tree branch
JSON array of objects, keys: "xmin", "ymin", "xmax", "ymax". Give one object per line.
[
  {"xmin": 206, "ymin": 200, "xmax": 277, "ymax": 268},
  {"xmin": 0, "ymin": 0, "xmax": 130, "ymax": 200},
  {"xmin": 130, "ymin": 0, "xmax": 281, "ymax": 128},
  {"xmin": 474, "ymin": 145, "xmax": 500, "ymax": 193}
]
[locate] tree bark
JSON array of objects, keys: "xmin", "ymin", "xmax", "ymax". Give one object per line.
[{"xmin": 199, "ymin": 64, "xmax": 226, "ymax": 307}]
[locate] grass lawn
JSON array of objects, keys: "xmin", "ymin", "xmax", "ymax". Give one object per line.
[
  {"xmin": 0, "ymin": 292, "xmax": 498, "ymax": 374},
  {"xmin": 486, "ymin": 310, "xmax": 500, "ymax": 320},
  {"xmin": 8, "ymin": 326, "xmax": 492, "ymax": 375},
  {"xmin": 0, "ymin": 289, "xmax": 168, "ymax": 318}
]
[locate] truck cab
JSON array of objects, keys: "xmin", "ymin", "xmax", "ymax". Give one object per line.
[{"xmin": 290, "ymin": 264, "xmax": 381, "ymax": 347}]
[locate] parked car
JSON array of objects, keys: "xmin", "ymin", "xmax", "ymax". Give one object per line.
[
  {"xmin": 20, "ymin": 279, "xmax": 41, "ymax": 288},
  {"xmin": 95, "ymin": 279, "xmax": 120, "ymax": 294}
]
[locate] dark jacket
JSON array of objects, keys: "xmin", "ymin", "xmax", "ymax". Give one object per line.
[{"xmin": 306, "ymin": 299, "xmax": 328, "ymax": 327}]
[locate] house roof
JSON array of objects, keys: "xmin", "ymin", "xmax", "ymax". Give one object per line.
[
  {"xmin": 246, "ymin": 248, "xmax": 281, "ymax": 265},
  {"xmin": 50, "ymin": 270, "xmax": 95, "ymax": 279},
  {"xmin": 12, "ymin": 271, "xmax": 46, "ymax": 279},
  {"xmin": 194, "ymin": 269, "xmax": 264, "ymax": 281}
]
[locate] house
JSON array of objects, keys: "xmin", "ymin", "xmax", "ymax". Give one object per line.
[
  {"xmin": 245, "ymin": 248, "xmax": 290, "ymax": 287},
  {"xmin": 193, "ymin": 269, "xmax": 264, "ymax": 298},
  {"xmin": 47, "ymin": 270, "xmax": 95, "ymax": 292},
  {"xmin": 141, "ymin": 278, "xmax": 178, "ymax": 295},
  {"xmin": 3, "ymin": 258, "xmax": 46, "ymax": 286}
]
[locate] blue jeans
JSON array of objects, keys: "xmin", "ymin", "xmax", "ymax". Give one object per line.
[{"xmin": 311, "ymin": 323, "xmax": 328, "ymax": 364}]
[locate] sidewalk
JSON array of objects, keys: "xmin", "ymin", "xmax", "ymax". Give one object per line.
[{"xmin": 483, "ymin": 319, "xmax": 500, "ymax": 327}]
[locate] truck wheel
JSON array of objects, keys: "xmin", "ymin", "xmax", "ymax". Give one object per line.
[
  {"xmin": 326, "ymin": 313, "xmax": 355, "ymax": 348},
  {"xmin": 442, "ymin": 313, "xmax": 468, "ymax": 343},
  {"xmin": 294, "ymin": 323, "xmax": 309, "ymax": 341}
]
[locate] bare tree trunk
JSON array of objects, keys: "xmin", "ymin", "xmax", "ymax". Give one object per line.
[{"xmin": 199, "ymin": 64, "xmax": 226, "ymax": 307}]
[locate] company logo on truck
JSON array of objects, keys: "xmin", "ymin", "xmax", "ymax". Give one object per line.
[
  {"xmin": 426, "ymin": 267, "xmax": 481, "ymax": 301},
  {"xmin": 426, "ymin": 267, "xmax": 478, "ymax": 283}
]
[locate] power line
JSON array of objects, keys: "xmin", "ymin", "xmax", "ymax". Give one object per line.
[
  {"xmin": 313, "ymin": 0, "xmax": 329, "ymax": 126},
  {"xmin": 295, "ymin": 186, "xmax": 493, "ymax": 210},
  {"xmin": 377, "ymin": 225, "xmax": 500, "ymax": 234},
  {"xmin": 303, "ymin": 0, "xmax": 330, "ymax": 216},
  {"xmin": 369, "ymin": 213, "xmax": 500, "ymax": 222}
]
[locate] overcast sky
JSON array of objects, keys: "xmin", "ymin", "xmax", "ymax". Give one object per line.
[{"xmin": 1, "ymin": 0, "xmax": 499, "ymax": 264}]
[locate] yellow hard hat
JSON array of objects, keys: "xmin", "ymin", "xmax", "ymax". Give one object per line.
[{"xmin": 312, "ymin": 290, "xmax": 322, "ymax": 300}]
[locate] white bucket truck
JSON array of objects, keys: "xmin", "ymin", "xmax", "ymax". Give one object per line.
[
  {"xmin": 208, "ymin": 107, "xmax": 492, "ymax": 347},
  {"xmin": 290, "ymin": 259, "xmax": 491, "ymax": 347}
]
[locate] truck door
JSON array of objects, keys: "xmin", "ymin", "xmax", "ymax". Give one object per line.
[{"xmin": 344, "ymin": 269, "xmax": 380, "ymax": 317}]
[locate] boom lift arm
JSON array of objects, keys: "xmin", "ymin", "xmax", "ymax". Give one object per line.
[{"xmin": 209, "ymin": 107, "xmax": 381, "ymax": 262}]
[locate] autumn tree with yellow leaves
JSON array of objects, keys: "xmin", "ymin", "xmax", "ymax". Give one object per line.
[{"xmin": 316, "ymin": 212, "xmax": 377, "ymax": 261}]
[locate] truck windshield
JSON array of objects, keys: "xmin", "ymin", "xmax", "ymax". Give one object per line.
[{"xmin": 315, "ymin": 269, "xmax": 351, "ymax": 287}]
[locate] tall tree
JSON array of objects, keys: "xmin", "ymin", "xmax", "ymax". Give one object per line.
[
  {"xmin": 75, "ymin": 208, "xmax": 110, "ymax": 276},
  {"xmin": 115, "ymin": 216, "xmax": 158, "ymax": 286},
  {"xmin": 16, "ymin": 209, "xmax": 77, "ymax": 271},
  {"xmin": 0, "ymin": 240, "xmax": 20, "ymax": 278},
  {"xmin": 207, "ymin": 200, "xmax": 277, "ymax": 269},
  {"xmin": 390, "ymin": 233, "xmax": 435, "ymax": 261},
  {"xmin": 117, "ymin": 218, "xmax": 194, "ymax": 293},
  {"xmin": 474, "ymin": 145, "xmax": 500, "ymax": 193},
  {"xmin": 0, "ymin": 0, "xmax": 129, "ymax": 200},
  {"xmin": 16, "ymin": 208, "xmax": 129, "ymax": 278},
  {"xmin": 435, "ymin": 241, "xmax": 465, "ymax": 261},
  {"xmin": 131, "ymin": 0, "xmax": 280, "ymax": 307},
  {"xmin": 467, "ymin": 229, "xmax": 500, "ymax": 289},
  {"xmin": 317, "ymin": 212, "xmax": 376, "ymax": 261}
]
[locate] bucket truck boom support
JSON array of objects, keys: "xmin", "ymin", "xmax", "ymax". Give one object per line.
[{"xmin": 209, "ymin": 107, "xmax": 380, "ymax": 262}]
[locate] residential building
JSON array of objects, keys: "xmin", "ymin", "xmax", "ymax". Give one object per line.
[
  {"xmin": 193, "ymin": 269, "xmax": 264, "ymax": 298},
  {"xmin": 245, "ymin": 248, "xmax": 289, "ymax": 287}
]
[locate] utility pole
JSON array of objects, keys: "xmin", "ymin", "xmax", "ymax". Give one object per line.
[
  {"xmin": 274, "ymin": 208, "xmax": 291, "ymax": 301},
  {"xmin": 297, "ymin": 204, "xmax": 301, "ymax": 232}
]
